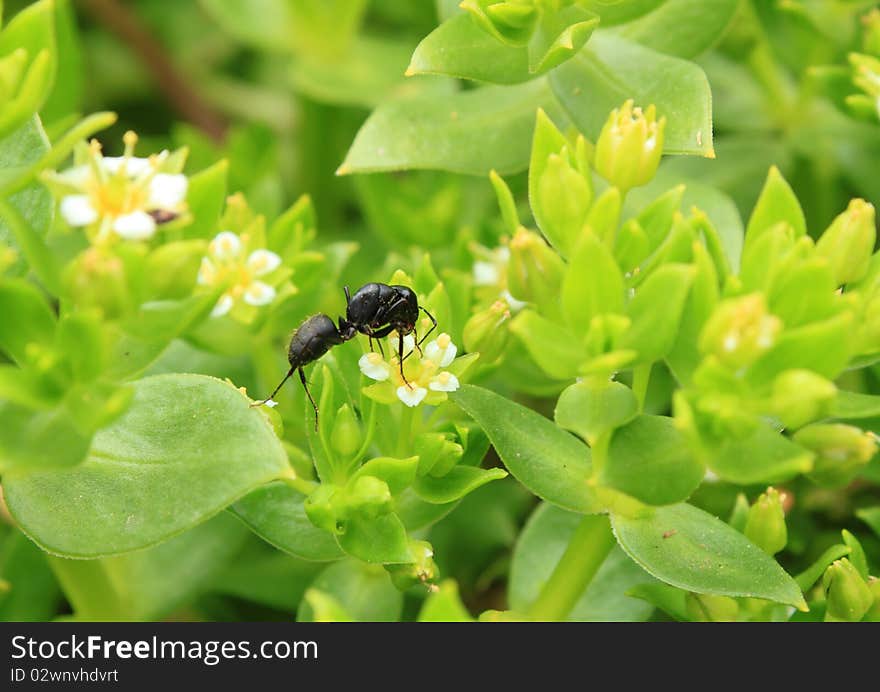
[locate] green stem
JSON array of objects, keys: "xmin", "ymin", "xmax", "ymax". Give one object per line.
[
  {"xmin": 527, "ymin": 514, "xmax": 616, "ymax": 621},
  {"xmin": 396, "ymin": 404, "xmax": 415, "ymax": 457},
  {"xmin": 279, "ymin": 469, "xmax": 318, "ymax": 497},
  {"xmin": 632, "ymin": 363, "xmax": 652, "ymax": 412}
]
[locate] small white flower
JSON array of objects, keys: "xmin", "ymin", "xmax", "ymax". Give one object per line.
[
  {"xmin": 112, "ymin": 210, "xmax": 156, "ymax": 240},
  {"xmin": 60, "ymin": 195, "xmax": 98, "ymax": 226},
  {"xmin": 424, "ymin": 333, "xmax": 457, "ymax": 367},
  {"xmin": 51, "ymin": 133, "xmax": 186, "ymax": 243},
  {"xmin": 359, "ymin": 352, "xmax": 391, "ymax": 381},
  {"xmin": 429, "ymin": 371, "xmax": 460, "ymax": 392},
  {"xmin": 397, "ymin": 385, "xmax": 428, "ymax": 407}
]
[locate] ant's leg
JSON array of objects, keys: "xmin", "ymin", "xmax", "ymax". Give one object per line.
[
  {"xmin": 397, "ymin": 328, "xmax": 411, "ymax": 387},
  {"xmin": 417, "ymin": 306, "xmax": 438, "ymax": 347},
  {"xmin": 250, "ymin": 367, "xmax": 295, "ymax": 407},
  {"xmin": 299, "ymin": 367, "xmax": 320, "ymax": 430},
  {"xmin": 368, "ymin": 335, "xmax": 374, "ymax": 353},
  {"xmin": 344, "ymin": 285, "xmax": 351, "ymax": 304},
  {"xmin": 402, "ymin": 326, "xmax": 420, "ymax": 362}
]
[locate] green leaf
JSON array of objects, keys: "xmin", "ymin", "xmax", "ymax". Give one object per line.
[
  {"xmin": 339, "ymin": 79, "xmax": 564, "ymax": 176},
  {"xmin": 450, "ymin": 384, "xmax": 602, "ymax": 514},
  {"xmin": 297, "ymin": 559, "xmax": 403, "ymax": 622},
  {"xmin": 418, "ymin": 580, "xmax": 474, "ymax": 621},
  {"xmin": 0, "ymin": 528, "xmax": 61, "ymax": 621},
  {"xmin": 49, "ymin": 513, "xmax": 248, "ymax": 621},
  {"xmin": 549, "ymin": 33, "xmax": 714, "ymax": 157},
  {"xmin": 0, "ymin": 116, "xmax": 53, "ymax": 282},
  {"xmin": 4, "ymin": 374, "xmax": 290, "ymax": 557},
  {"xmin": 610, "ymin": 0, "xmax": 740, "ymax": 59},
  {"xmin": 336, "ymin": 512, "xmax": 413, "ymax": 565},
  {"xmin": 509, "ymin": 503, "xmax": 655, "ymax": 621},
  {"xmin": 509, "ymin": 309, "xmax": 584, "ymax": 380},
  {"xmin": 0, "ymin": 402, "xmax": 92, "ymax": 473},
  {"xmin": 183, "ymin": 159, "xmax": 227, "ymax": 240},
  {"xmin": 795, "ymin": 544, "xmax": 852, "ymax": 592},
  {"xmin": 351, "ymin": 456, "xmax": 419, "ymax": 496},
  {"xmin": 413, "ymin": 465, "xmax": 508, "ymax": 504},
  {"xmin": 0, "ymin": 277, "xmax": 54, "ymax": 364},
  {"xmin": 561, "ymin": 234, "xmax": 624, "ymax": 336},
  {"xmin": 830, "ymin": 391, "xmax": 880, "ymax": 420},
  {"xmin": 232, "ymin": 482, "xmax": 343, "ymax": 562},
  {"xmin": 744, "ymin": 166, "xmax": 806, "ymax": 250},
  {"xmin": 611, "ymin": 503, "xmax": 807, "ymax": 609},
  {"xmin": 408, "ymin": 13, "xmax": 531, "ymax": 84},
  {"xmin": 527, "ymin": 6, "xmax": 599, "ymax": 74},
  {"xmin": 555, "ymin": 379, "xmax": 638, "ymax": 445},
  {"xmin": 208, "ymin": 548, "xmax": 323, "ymax": 612},
  {"xmin": 747, "ymin": 311, "xmax": 855, "ymax": 384},
  {"xmin": 618, "ymin": 263, "xmax": 694, "ymax": 364},
  {"xmin": 626, "ymin": 582, "xmax": 689, "ymax": 621},
  {"xmin": 583, "ymin": 0, "xmax": 665, "ymax": 25},
  {"xmin": 857, "ymin": 507, "xmax": 880, "ymax": 538},
  {"xmin": 603, "ymin": 415, "xmax": 704, "ymax": 506},
  {"xmin": 708, "ymin": 423, "xmax": 815, "ymax": 485},
  {"xmin": 0, "ymin": 0, "xmax": 57, "ymax": 137},
  {"xmin": 39, "ymin": 0, "xmax": 83, "ymax": 125}
]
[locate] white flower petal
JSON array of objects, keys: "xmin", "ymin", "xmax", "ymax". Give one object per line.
[
  {"xmin": 424, "ymin": 333, "xmax": 457, "ymax": 367},
  {"xmin": 264, "ymin": 399, "xmax": 279, "ymax": 408},
  {"xmin": 148, "ymin": 173, "xmax": 188, "ymax": 209},
  {"xmin": 102, "ymin": 156, "xmax": 152, "ymax": 177},
  {"xmin": 60, "ymin": 194, "xmax": 98, "ymax": 226},
  {"xmin": 501, "ymin": 289, "xmax": 528, "ymax": 312},
  {"xmin": 211, "ymin": 294, "xmax": 234, "ymax": 317},
  {"xmin": 359, "ymin": 352, "xmax": 391, "ymax": 381},
  {"xmin": 209, "ymin": 231, "xmax": 241, "ymax": 261},
  {"xmin": 429, "ymin": 372, "xmax": 460, "ymax": 392},
  {"xmin": 57, "ymin": 165, "xmax": 91, "ymax": 189},
  {"xmin": 197, "ymin": 257, "xmax": 216, "ymax": 285},
  {"xmin": 473, "ymin": 260, "xmax": 500, "ymax": 286},
  {"xmin": 246, "ymin": 249, "xmax": 282, "ymax": 277},
  {"xmin": 396, "ymin": 385, "xmax": 427, "ymax": 407},
  {"xmin": 112, "ymin": 210, "xmax": 156, "ymax": 240},
  {"xmin": 390, "ymin": 333, "xmax": 416, "ymax": 357},
  {"xmin": 243, "ymin": 280, "xmax": 276, "ymax": 306}
]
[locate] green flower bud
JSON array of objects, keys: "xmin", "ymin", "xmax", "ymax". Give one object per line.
[
  {"xmin": 346, "ymin": 475, "xmax": 393, "ymax": 519},
  {"xmin": 770, "ymin": 370, "xmax": 837, "ymax": 430},
  {"xmin": 461, "ymin": 0, "xmax": 539, "ymax": 45},
  {"xmin": 463, "ymin": 299, "xmax": 512, "ymax": 364},
  {"xmin": 507, "ymin": 227, "xmax": 566, "ymax": 312},
  {"xmin": 699, "ymin": 294, "xmax": 782, "ymax": 370},
  {"xmin": 594, "ymin": 100, "xmax": 666, "ymax": 193},
  {"xmin": 823, "ymin": 558, "xmax": 874, "ymax": 622},
  {"xmin": 330, "ymin": 404, "xmax": 362, "ymax": 458},
  {"xmin": 63, "ymin": 246, "xmax": 141, "ymax": 319},
  {"xmin": 386, "ymin": 539, "xmax": 439, "ymax": 591},
  {"xmin": 815, "ymin": 199, "xmax": 876, "ymax": 285},
  {"xmin": 685, "ymin": 592, "xmax": 739, "ymax": 622},
  {"xmin": 794, "ymin": 423, "xmax": 878, "ymax": 487},
  {"xmin": 414, "ymin": 432, "xmax": 464, "ymax": 477},
  {"xmin": 744, "ymin": 487, "xmax": 788, "ymax": 555},
  {"xmin": 865, "ymin": 577, "xmax": 880, "ymax": 622},
  {"xmin": 0, "ymin": 48, "xmax": 27, "ymax": 102},
  {"xmin": 145, "ymin": 240, "xmax": 206, "ymax": 299},
  {"xmin": 862, "ymin": 8, "xmax": 880, "ymax": 56},
  {"xmin": 534, "ymin": 149, "xmax": 592, "ymax": 254},
  {"xmin": 304, "ymin": 484, "xmax": 343, "ymax": 534}
]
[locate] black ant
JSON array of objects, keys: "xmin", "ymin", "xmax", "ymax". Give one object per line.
[{"xmin": 251, "ymin": 283, "xmax": 437, "ymax": 426}]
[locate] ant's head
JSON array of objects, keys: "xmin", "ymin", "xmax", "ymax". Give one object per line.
[{"xmin": 337, "ymin": 317, "xmax": 357, "ymax": 342}]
